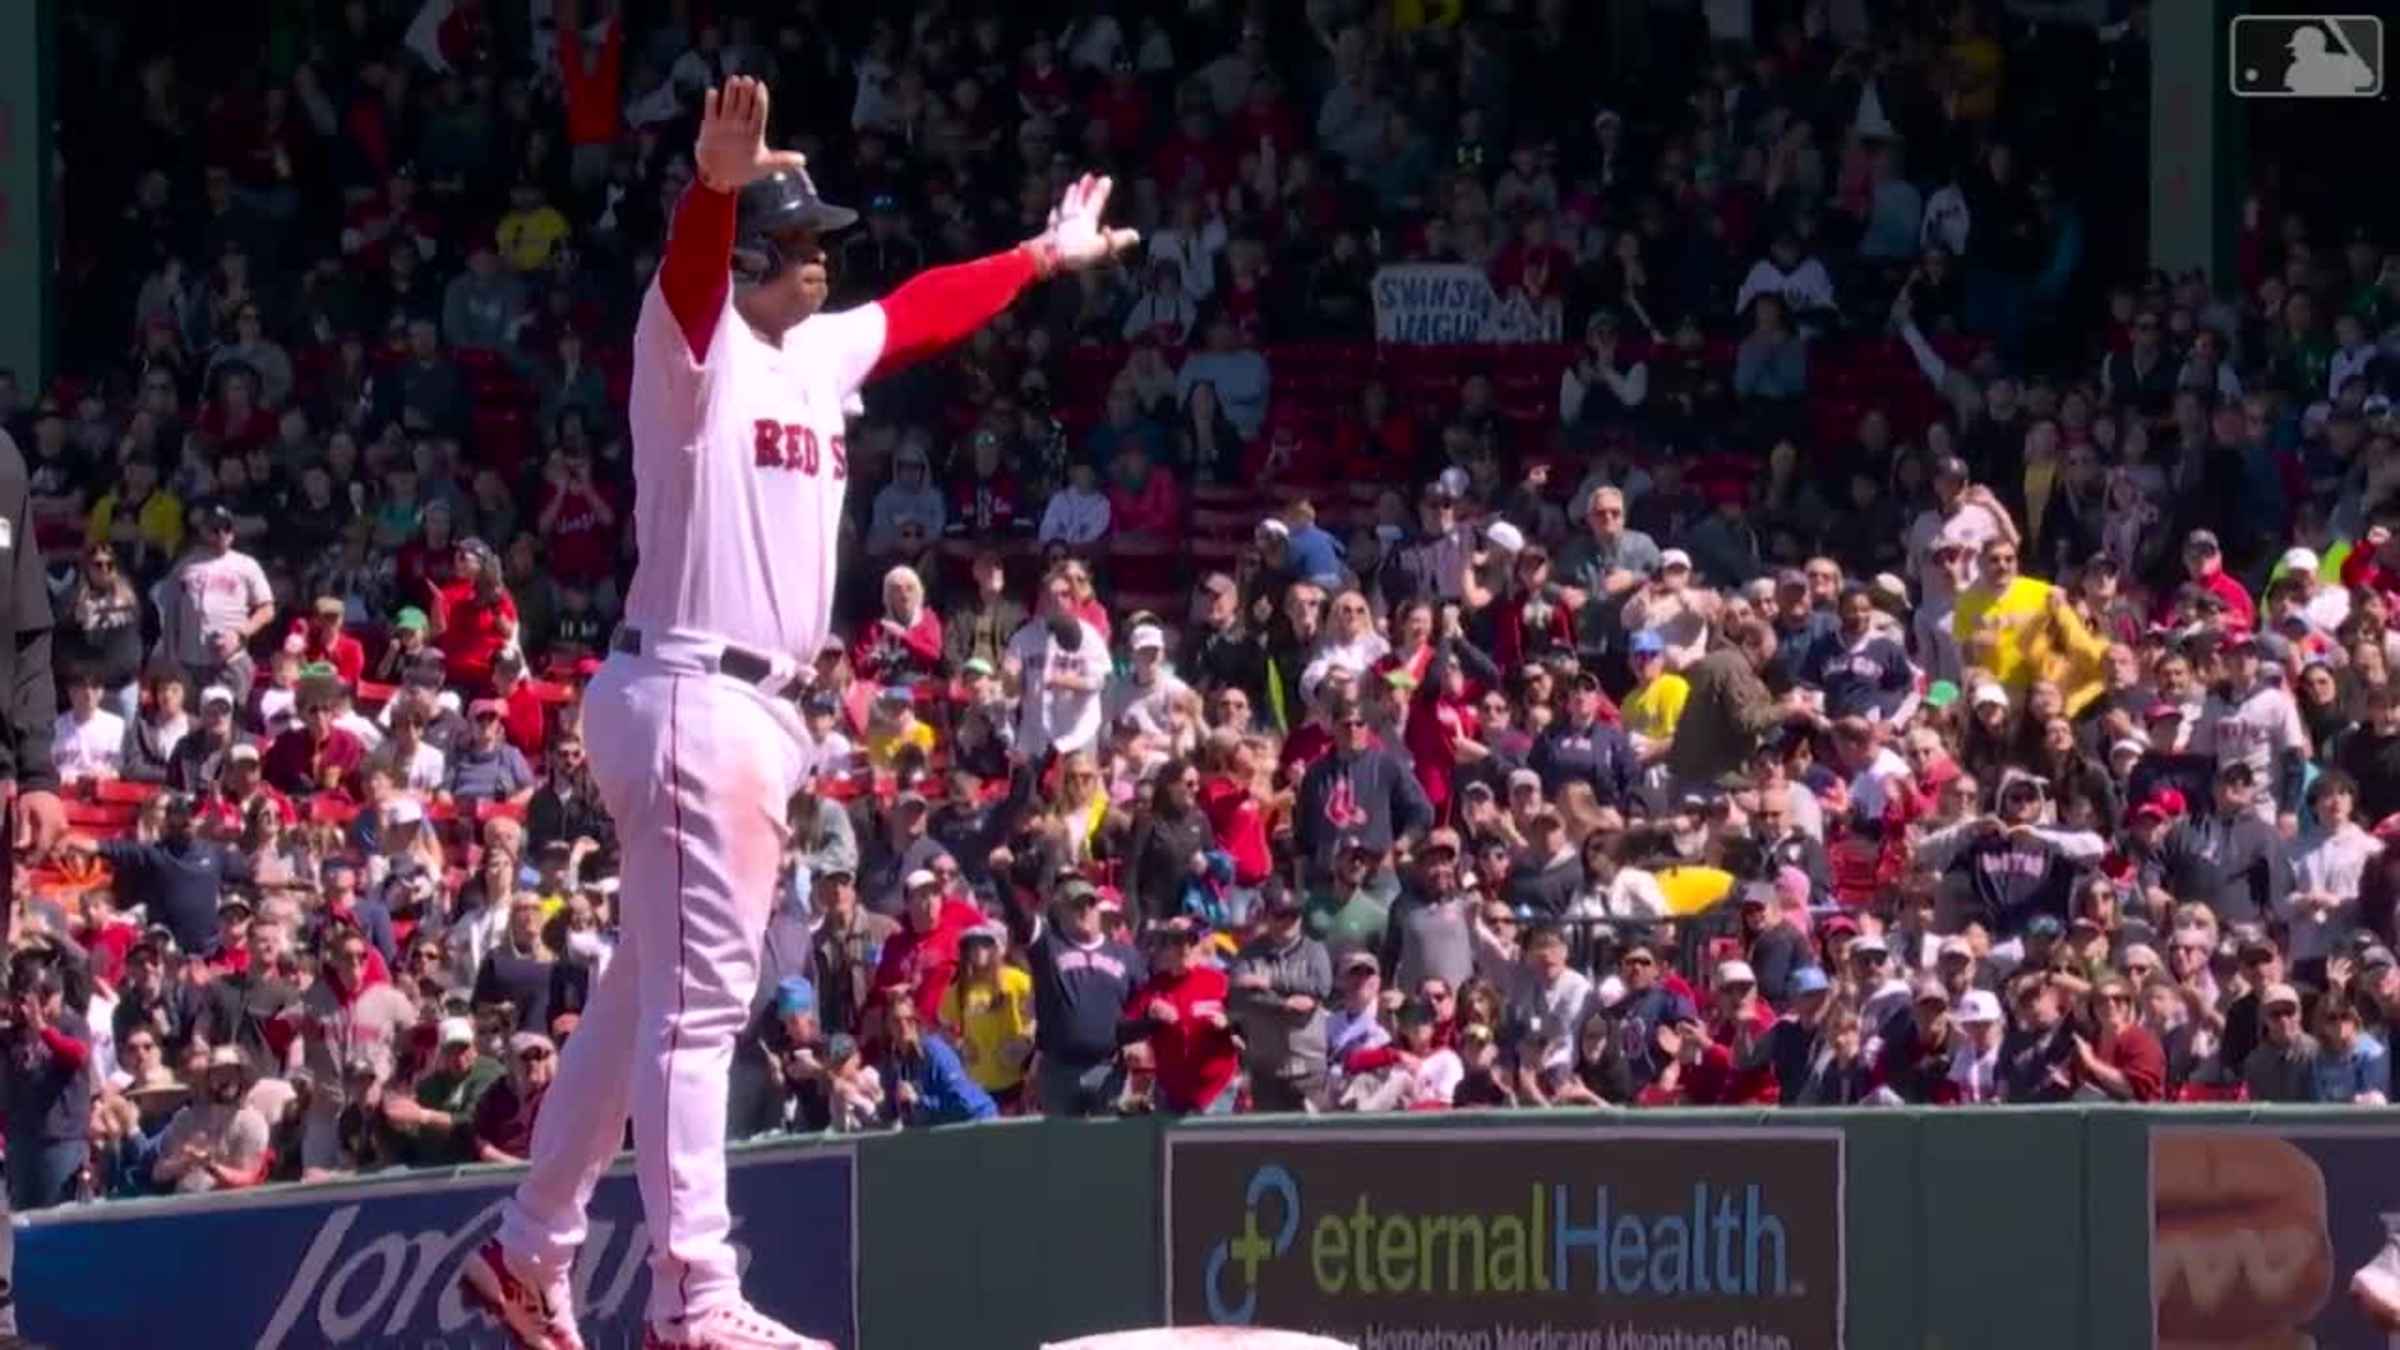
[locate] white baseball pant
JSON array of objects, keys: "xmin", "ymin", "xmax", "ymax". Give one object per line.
[{"xmin": 497, "ymin": 635, "xmax": 810, "ymax": 1323}]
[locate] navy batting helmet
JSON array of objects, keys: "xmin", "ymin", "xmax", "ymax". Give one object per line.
[{"xmin": 732, "ymin": 168, "xmax": 859, "ymax": 283}]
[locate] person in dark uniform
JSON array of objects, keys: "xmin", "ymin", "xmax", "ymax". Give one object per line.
[{"xmin": 0, "ymin": 426, "xmax": 67, "ymax": 1350}]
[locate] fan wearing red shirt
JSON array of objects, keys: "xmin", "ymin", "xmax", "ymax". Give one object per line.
[
  {"xmin": 1105, "ymin": 444, "xmax": 1182, "ymax": 539},
  {"xmin": 851, "ymin": 567, "xmax": 945, "ymax": 685},
  {"xmin": 434, "ymin": 543, "xmax": 521, "ymax": 693},
  {"xmin": 871, "ymin": 869, "xmax": 986, "ymax": 1024},
  {"xmin": 1330, "ymin": 382, "xmax": 1421, "ymax": 483},
  {"xmin": 2072, "ymin": 976, "xmax": 2166, "ymax": 1102},
  {"xmin": 535, "ymin": 446, "xmax": 622, "ymax": 589},
  {"xmin": 262, "ymin": 686, "xmax": 366, "ymax": 797},
  {"xmin": 75, "ymin": 890, "xmax": 143, "ymax": 991},
  {"xmin": 2166, "ymin": 528, "xmax": 2257, "ymax": 630},
  {"xmin": 195, "ymin": 368, "xmax": 278, "ymax": 451},
  {"xmin": 1015, "ymin": 37, "xmax": 1072, "ymax": 119},
  {"xmin": 1151, "ymin": 108, "xmax": 1234, "ymax": 198},
  {"xmin": 488, "ymin": 651, "xmax": 550, "ymax": 762},
  {"xmin": 200, "ymin": 744, "xmax": 302, "ymax": 832},
  {"xmin": 1684, "ymin": 960, "xmax": 1781, "ymax": 1105},
  {"xmin": 288, "ymin": 595, "xmax": 367, "ymax": 685},
  {"xmin": 342, "ymin": 172, "xmax": 445, "ymax": 274},
  {"xmin": 1121, "ymin": 920, "xmax": 1239, "ymax": 1114},
  {"xmin": 1231, "ymin": 79, "xmax": 1302, "ymax": 157},
  {"xmin": 1402, "ymin": 646, "xmax": 1489, "ymax": 820},
  {"xmin": 1084, "ymin": 60, "xmax": 1152, "ymax": 154},
  {"xmin": 1196, "ymin": 734, "xmax": 1272, "ymax": 889}
]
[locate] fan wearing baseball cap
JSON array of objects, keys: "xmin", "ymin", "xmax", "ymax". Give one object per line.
[
  {"xmin": 1911, "ymin": 776, "xmax": 2106, "ymax": 939},
  {"xmin": 1123, "ymin": 918, "xmax": 1241, "ymax": 1114},
  {"xmin": 868, "ymin": 864, "xmax": 985, "ymax": 1023}
]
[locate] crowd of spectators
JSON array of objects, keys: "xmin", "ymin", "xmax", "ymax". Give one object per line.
[{"xmin": 1, "ymin": 0, "xmax": 2394, "ymax": 1206}]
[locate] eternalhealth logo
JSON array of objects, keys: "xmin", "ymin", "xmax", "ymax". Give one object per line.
[
  {"xmin": 1201, "ymin": 1163, "xmax": 1802, "ymax": 1326},
  {"xmin": 1206, "ymin": 1164, "xmax": 1305, "ymax": 1323}
]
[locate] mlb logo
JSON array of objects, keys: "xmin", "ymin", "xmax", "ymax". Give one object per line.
[{"xmin": 2230, "ymin": 14, "xmax": 2384, "ymax": 97}]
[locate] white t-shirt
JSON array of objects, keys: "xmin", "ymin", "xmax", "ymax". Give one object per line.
[
  {"xmin": 164, "ymin": 551, "xmax": 273, "ymax": 665},
  {"xmin": 2213, "ymin": 682, "xmax": 2307, "ymax": 785},
  {"xmin": 1104, "ymin": 667, "xmax": 1191, "ymax": 740},
  {"xmin": 54, "ymin": 709, "xmax": 127, "ymax": 783},
  {"xmin": 1407, "ymin": 1048, "xmax": 1465, "ymax": 1107},
  {"xmin": 336, "ymin": 709, "xmax": 386, "ymax": 753},
  {"xmin": 1007, "ymin": 619, "xmax": 1110, "ymax": 759},
  {"xmin": 377, "ymin": 739, "xmax": 448, "ymax": 793}
]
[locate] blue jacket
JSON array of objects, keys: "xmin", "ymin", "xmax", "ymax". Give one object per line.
[
  {"xmin": 886, "ymin": 1033, "xmax": 997, "ymax": 1127},
  {"xmin": 1529, "ymin": 717, "xmax": 1638, "ymax": 808},
  {"xmin": 2310, "ymin": 1036, "xmax": 2390, "ymax": 1104}
]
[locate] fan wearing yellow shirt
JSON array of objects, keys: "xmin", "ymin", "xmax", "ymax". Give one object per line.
[
  {"xmin": 495, "ymin": 180, "xmax": 572, "ymax": 272},
  {"xmin": 939, "ymin": 927, "xmax": 1036, "ymax": 1106},
  {"xmin": 1620, "ymin": 630, "xmax": 1689, "ymax": 766},
  {"xmin": 1951, "ymin": 537, "xmax": 2109, "ymax": 711},
  {"xmin": 865, "ymin": 682, "xmax": 938, "ymax": 773}
]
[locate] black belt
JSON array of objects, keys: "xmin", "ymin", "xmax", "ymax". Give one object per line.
[{"xmin": 612, "ymin": 627, "xmax": 799, "ymax": 695}]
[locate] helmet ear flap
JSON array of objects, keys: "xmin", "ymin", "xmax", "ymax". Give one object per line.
[{"xmin": 731, "ymin": 236, "xmax": 782, "ymax": 285}]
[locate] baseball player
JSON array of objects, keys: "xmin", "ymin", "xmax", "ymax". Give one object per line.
[{"xmin": 461, "ymin": 77, "xmax": 1137, "ymax": 1350}]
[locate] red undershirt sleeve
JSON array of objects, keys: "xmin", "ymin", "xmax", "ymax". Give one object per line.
[
  {"xmin": 659, "ymin": 185, "xmax": 737, "ymax": 364},
  {"xmin": 39, "ymin": 1027, "xmax": 88, "ymax": 1071},
  {"xmin": 868, "ymin": 247, "xmax": 1042, "ymax": 382}
]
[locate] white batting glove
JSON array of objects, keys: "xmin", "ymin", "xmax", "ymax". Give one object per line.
[{"xmin": 1028, "ymin": 173, "xmax": 1140, "ymax": 276}]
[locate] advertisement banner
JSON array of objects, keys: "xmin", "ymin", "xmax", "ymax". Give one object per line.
[
  {"xmin": 16, "ymin": 1142, "xmax": 855, "ymax": 1350},
  {"xmin": 2151, "ymin": 1124, "xmax": 2400, "ymax": 1348},
  {"xmin": 1165, "ymin": 1128, "xmax": 1845, "ymax": 1350}
]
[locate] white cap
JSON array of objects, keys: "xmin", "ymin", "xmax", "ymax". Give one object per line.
[
  {"xmin": 1437, "ymin": 467, "xmax": 1472, "ymax": 499},
  {"xmin": 2109, "ymin": 736, "xmax": 2149, "ymax": 759},
  {"xmin": 1956, "ymin": 989, "xmax": 2003, "ymax": 1024},
  {"xmin": 438, "ymin": 1017, "xmax": 475, "ymax": 1047},
  {"xmin": 1484, "ymin": 520, "xmax": 1525, "ymax": 554},
  {"xmin": 1715, "ymin": 959, "xmax": 1757, "ymax": 987},
  {"xmin": 1130, "ymin": 625, "xmax": 1166, "ymax": 652},
  {"xmin": 904, "ymin": 868, "xmax": 940, "ymax": 891},
  {"xmin": 1871, "ymin": 573, "xmax": 1909, "ymax": 607},
  {"xmin": 1658, "ymin": 548, "xmax": 1693, "ymax": 571},
  {"xmin": 227, "ymin": 741, "xmax": 261, "ymax": 763},
  {"xmin": 1257, "ymin": 518, "xmax": 1291, "ymax": 539},
  {"xmin": 1970, "ymin": 681, "xmax": 2009, "ymax": 709},
  {"xmin": 436, "ymin": 690, "xmax": 463, "ymax": 713},
  {"xmin": 2280, "ymin": 546, "xmax": 2321, "ymax": 575},
  {"xmin": 200, "ymin": 685, "xmax": 236, "ymax": 708}
]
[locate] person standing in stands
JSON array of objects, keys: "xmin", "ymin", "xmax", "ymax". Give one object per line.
[{"xmin": 158, "ymin": 502, "xmax": 277, "ymax": 698}]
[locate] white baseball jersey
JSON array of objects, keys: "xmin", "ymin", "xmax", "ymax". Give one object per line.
[{"xmin": 622, "ymin": 279, "xmax": 888, "ymax": 660}]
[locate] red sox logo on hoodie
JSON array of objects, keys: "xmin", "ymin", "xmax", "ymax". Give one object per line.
[{"xmin": 1322, "ymin": 767, "xmax": 1368, "ymax": 830}]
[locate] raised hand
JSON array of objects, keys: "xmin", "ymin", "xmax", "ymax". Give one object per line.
[
  {"xmin": 694, "ymin": 76, "xmax": 807, "ymax": 194},
  {"xmin": 1037, "ymin": 173, "xmax": 1141, "ymax": 273}
]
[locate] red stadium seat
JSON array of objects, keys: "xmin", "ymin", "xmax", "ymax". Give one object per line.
[
  {"xmin": 475, "ymin": 799, "xmax": 528, "ymax": 825},
  {"xmin": 93, "ymin": 779, "xmax": 159, "ymax": 806}
]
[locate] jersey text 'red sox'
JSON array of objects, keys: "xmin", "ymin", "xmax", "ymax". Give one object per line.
[{"xmin": 622, "ymin": 183, "xmax": 1040, "ymax": 660}]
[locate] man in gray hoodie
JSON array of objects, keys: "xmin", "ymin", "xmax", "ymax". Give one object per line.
[
  {"xmin": 441, "ymin": 240, "xmax": 531, "ymax": 355},
  {"xmin": 1229, "ymin": 889, "xmax": 1333, "ymax": 1111}
]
